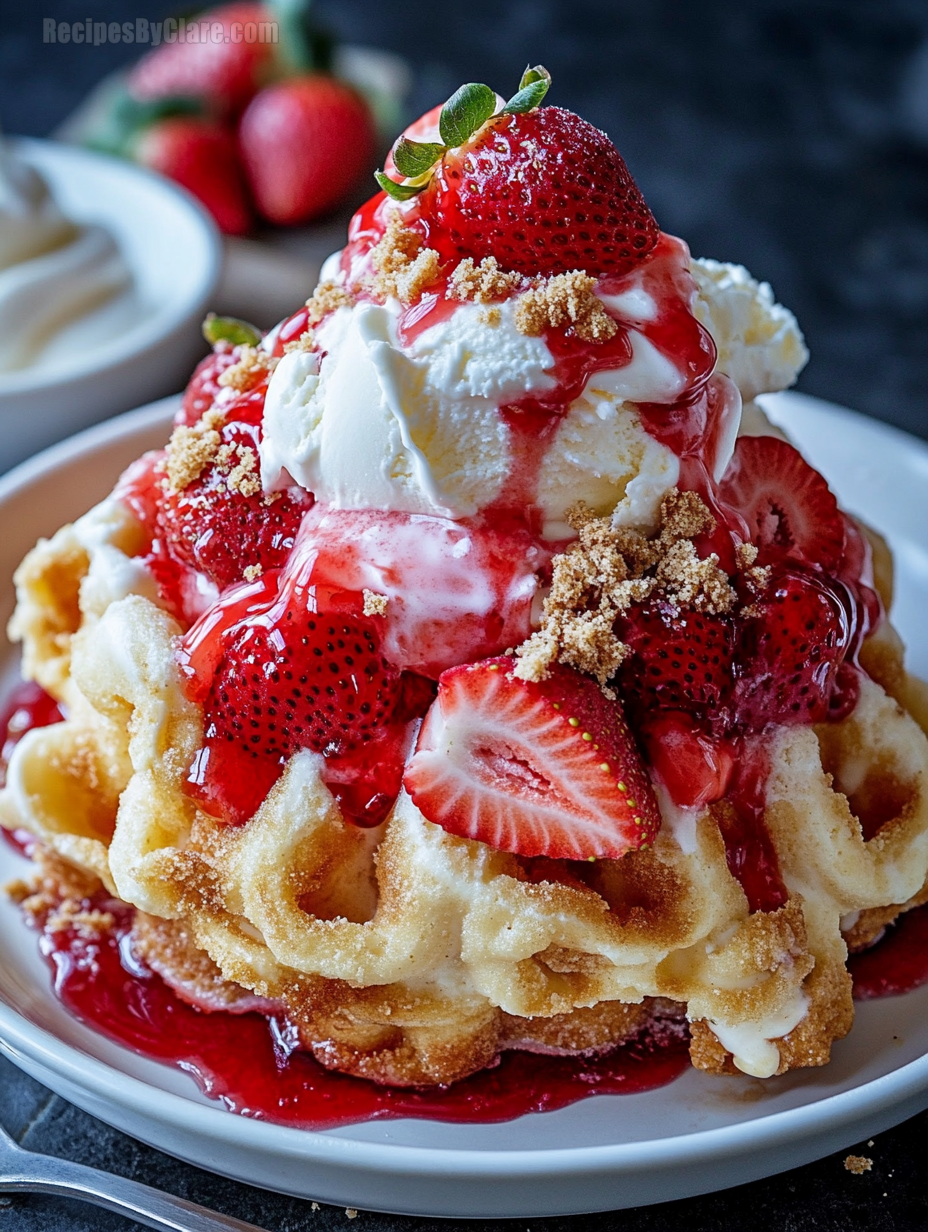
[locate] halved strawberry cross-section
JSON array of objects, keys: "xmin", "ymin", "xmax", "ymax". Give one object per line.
[{"xmin": 404, "ymin": 656, "xmax": 660, "ymax": 860}]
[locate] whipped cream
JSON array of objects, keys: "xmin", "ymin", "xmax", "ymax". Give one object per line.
[
  {"xmin": 0, "ymin": 140, "xmax": 134, "ymax": 375},
  {"xmin": 690, "ymin": 258, "xmax": 808, "ymax": 402}
]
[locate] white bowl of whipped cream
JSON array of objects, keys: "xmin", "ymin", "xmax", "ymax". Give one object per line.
[{"xmin": 0, "ymin": 137, "xmax": 221, "ymax": 471}]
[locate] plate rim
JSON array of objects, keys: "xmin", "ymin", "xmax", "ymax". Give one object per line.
[{"xmin": 2, "ymin": 390, "xmax": 928, "ymax": 1192}]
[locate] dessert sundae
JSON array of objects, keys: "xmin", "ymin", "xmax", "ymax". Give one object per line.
[{"xmin": 3, "ymin": 70, "xmax": 928, "ymax": 1118}]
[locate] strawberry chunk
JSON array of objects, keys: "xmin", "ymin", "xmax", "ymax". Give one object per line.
[
  {"xmin": 616, "ymin": 602, "xmax": 734, "ymax": 728},
  {"xmin": 177, "ymin": 343, "xmax": 270, "ymax": 428},
  {"xmin": 177, "ymin": 347, "xmax": 238, "ymax": 427},
  {"xmin": 719, "ymin": 435, "xmax": 846, "ymax": 572},
  {"xmin": 157, "ymin": 418, "xmax": 310, "ymax": 591},
  {"xmin": 732, "ymin": 567, "xmax": 852, "ymax": 728},
  {"xmin": 641, "ymin": 712, "xmax": 734, "ymax": 810},
  {"xmin": 404, "ymin": 657, "xmax": 660, "ymax": 860},
  {"xmin": 420, "ymin": 106, "xmax": 659, "ymax": 277},
  {"xmin": 187, "ymin": 587, "xmax": 404, "ymax": 825}
]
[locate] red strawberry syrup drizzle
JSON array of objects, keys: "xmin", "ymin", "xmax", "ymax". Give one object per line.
[{"xmin": 2, "ymin": 673, "xmax": 927, "ymax": 1128}]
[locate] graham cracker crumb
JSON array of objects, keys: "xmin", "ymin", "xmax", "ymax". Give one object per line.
[
  {"xmin": 284, "ymin": 331, "xmax": 315, "ymax": 354},
  {"xmin": 515, "ymin": 490, "xmax": 737, "ymax": 687},
  {"xmin": 221, "ymin": 443, "xmax": 261, "ymax": 498},
  {"xmin": 216, "ymin": 345, "xmax": 275, "ymax": 393},
  {"xmin": 243, "ymin": 564, "xmax": 263, "ymax": 583},
  {"xmin": 736, "ymin": 540, "xmax": 772, "ymax": 596},
  {"xmin": 369, "ymin": 212, "xmax": 441, "ymax": 305},
  {"xmin": 844, "ymin": 1155, "xmax": 873, "ymax": 1175},
  {"xmin": 164, "ymin": 408, "xmax": 225, "ymax": 493},
  {"xmin": 448, "ymin": 256, "xmax": 521, "ymax": 304},
  {"xmin": 514, "ymin": 271, "xmax": 617, "ymax": 343},
  {"xmin": 345, "ymin": 1209, "xmax": 358, "ymax": 1220},
  {"xmin": 478, "ymin": 306, "xmax": 502, "ymax": 326},
  {"xmin": 362, "ymin": 589, "xmax": 389, "ymax": 617},
  {"xmin": 306, "ymin": 280, "xmax": 356, "ymax": 325},
  {"xmin": 46, "ymin": 900, "xmax": 115, "ymax": 939}
]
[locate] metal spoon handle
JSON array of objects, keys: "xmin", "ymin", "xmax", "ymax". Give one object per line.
[{"xmin": 1, "ymin": 1151, "xmax": 271, "ymax": 1232}]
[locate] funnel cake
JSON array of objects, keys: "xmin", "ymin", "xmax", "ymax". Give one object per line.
[{"xmin": 4, "ymin": 73, "xmax": 928, "ymax": 1102}]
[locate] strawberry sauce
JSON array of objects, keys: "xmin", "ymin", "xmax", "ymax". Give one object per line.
[
  {"xmin": 40, "ymin": 900, "xmax": 691, "ymax": 1130},
  {"xmin": 3, "ymin": 680, "xmax": 928, "ymax": 1128}
]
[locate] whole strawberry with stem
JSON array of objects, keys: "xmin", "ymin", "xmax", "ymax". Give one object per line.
[
  {"xmin": 127, "ymin": 2, "xmax": 276, "ymax": 119},
  {"xmin": 376, "ymin": 68, "xmax": 660, "ymax": 277}
]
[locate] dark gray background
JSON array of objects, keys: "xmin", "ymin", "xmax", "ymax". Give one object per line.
[
  {"xmin": 2, "ymin": 0, "xmax": 928, "ymax": 1228},
  {"xmin": 4, "ymin": 0, "xmax": 928, "ymax": 440}
]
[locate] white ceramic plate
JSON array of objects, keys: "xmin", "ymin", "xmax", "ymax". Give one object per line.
[
  {"xmin": 1, "ymin": 391, "xmax": 927, "ymax": 1218},
  {"xmin": 0, "ymin": 141, "xmax": 220, "ymax": 473}
]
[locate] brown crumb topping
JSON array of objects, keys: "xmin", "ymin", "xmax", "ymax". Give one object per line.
[
  {"xmin": 46, "ymin": 901, "xmax": 115, "ymax": 939},
  {"xmin": 6, "ymin": 843, "xmax": 107, "ymax": 934},
  {"xmin": 735, "ymin": 540, "xmax": 772, "ymax": 597},
  {"xmin": 369, "ymin": 212, "xmax": 441, "ymax": 305},
  {"xmin": 219, "ymin": 441, "xmax": 261, "ymax": 498},
  {"xmin": 164, "ymin": 408, "xmax": 225, "ymax": 492},
  {"xmin": 844, "ymin": 1155, "xmax": 873, "ymax": 1175},
  {"xmin": 363, "ymin": 589, "xmax": 389, "ymax": 617},
  {"xmin": 284, "ymin": 331, "xmax": 315, "ymax": 354},
  {"xmin": 514, "ymin": 271, "xmax": 617, "ymax": 343},
  {"xmin": 478, "ymin": 306, "xmax": 502, "ymax": 326},
  {"xmin": 448, "ymin": 256, "xmax": 521, "ymax": 304},
  {"xmin": 306, "ymin": 280, "xmax": 356, "ymax": 325},
  {"xmin": 217, "ymin": 345, "xmax": 275, "ymax": 393},
  {"xmin": 515, "ymin": 490, "xmax": 738, "ymax": 688}
]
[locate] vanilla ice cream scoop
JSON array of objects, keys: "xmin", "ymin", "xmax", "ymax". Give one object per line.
[
  {"xmin": 260, "ymin": 227, "xmax": 806, "ymax": 537},
  {"xmin": 0, "ymin": 138, "xmax": 134, "ymax": 374}
]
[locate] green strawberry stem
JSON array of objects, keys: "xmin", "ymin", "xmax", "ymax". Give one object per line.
[
  {"xmin": 374, "ymin": 67, "xmax": 551, "ymax": 200},
  {"xmin": 267, "ymin": 0, "xmax": 334, "ymax": 75},
  {"xmin": 202, "ymin": 313, "xmax": 261, "ymax": 347}
]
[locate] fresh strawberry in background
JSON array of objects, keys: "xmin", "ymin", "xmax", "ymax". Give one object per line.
[
  {"xmin": 238, "ymin": 75, "xmax": 377, "ymax": 225},
  {"xmin": 127, "ymin": 2, "xmax": 276, "ymax": 119},
  {"xmin": 82, "ymin": 0, "xmax": 380, "ymax": 234},
  {"xmin": 134, "ymin": 116, "xmax": 254, "ymax": 235}
]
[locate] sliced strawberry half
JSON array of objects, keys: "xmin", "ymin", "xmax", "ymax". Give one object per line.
[
  {"xmin": 719, "ymin": 435, "xmax": 845, "ymax": 572},
  {"xmin": 732, "ymin": 567, "xmax": 852, "ymax": 729},
  {"xmin": 404, "ymin": 656, "xmax": 660, "ymax": 860},
  {"xmin": 616, "ymin": 601, "xmax": 734, "ymax": 728}
]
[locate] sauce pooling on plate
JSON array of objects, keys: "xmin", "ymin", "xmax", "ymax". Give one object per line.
[{"xmin": 2, "ymin": 680, "xmax": 927, "ymax": 1129}]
